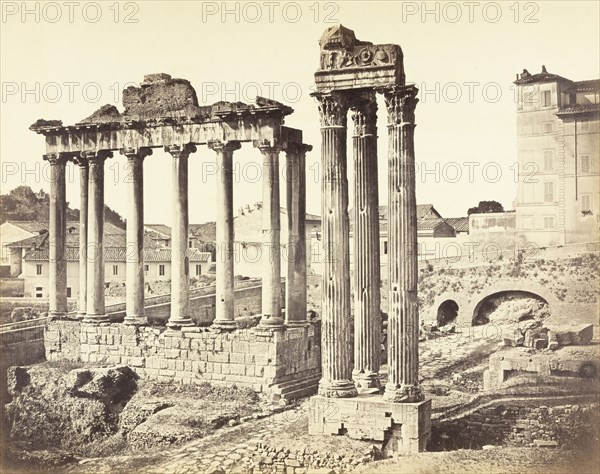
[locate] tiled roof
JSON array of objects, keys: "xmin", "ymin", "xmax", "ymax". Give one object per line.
[
  {"xmin": 417, "ymin": 218, "xmax": 447, "ymax": 231},
  {"xmin": 445, "ymin": 217, "xmax": 469, "ymax": 232},
  {"xmin": 3, "ymin": 220, "xmax": 49, "ymax": 233},
  {"xmin": 24, "ymin": 246, "xmax": 211, "ymax": 262},
  {"xmin": 145, "ymin": 224, "xmax": 172, "ymax": 238},
  {"xmin": 514, "ymin": 70, "xmax": 570, "ymax": 85},
  {"xmin": 376, "ymin": 204, "xmax": 441, "ymax": 220},
  {"xmin": 564, "ymin": 79, "xmax": 600, "ymax": 93},
  {"xmin": 557, "ymin": 103, "xmax": 600, "ymax": 115}
]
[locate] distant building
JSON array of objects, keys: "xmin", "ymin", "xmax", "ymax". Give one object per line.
[
  {"xmin": 233, "ymin": 202, "xmax": 321, "ymax": 277},
  {"xmin": 513, "ymin": 66, "xmax": 599, "ymax": 245},
  {"xmin": 349, "ymin": 204, "xmax": 470, "ymax": 265},
  {"xmin": 5, "ymin": 222, "xmax": 212, "ymax": 298}
]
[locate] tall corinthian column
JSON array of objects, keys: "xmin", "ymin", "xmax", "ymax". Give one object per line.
[
  {"xmin": 74, "ymin": 155, "xmax": 88, "ymax": 318},
  {"xmin": 166, "ymin": 144, "xmax": 196, "ymax": 329},
  {"xmin": 210, "ymin": 140, "xmax": 241, "ymax": 330},
  {"xmin": 44, "ymin": 153, "xmax": 69, "ymax": 317},
  {"xmin": 257, "ymin": 142, "xmax": 284, "ymax": 329},
  {"xmin": 285, "ymin": 143, "xmax": 312, "ymax": 327},
  {"xmin": 315, "ymin": 92, "xmax": 357, "ymax": 398},
  {"xmin": 351, "ymin": 93, "xmax": 381, "ymax": 389},
  {"xmin": 122, "ymin": 147, "xmax": 152, "ymax": 325},
  {"xmin": 83, "ymin": 150, "xmax": 112, "ymax": 324},
  {"xmin": 382, "ymin": 85, "xmax": 423, "ymax": 403}
]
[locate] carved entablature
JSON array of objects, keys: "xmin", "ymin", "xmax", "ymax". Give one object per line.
[{"xmin": 315, "ymin": 25, "xmax": 405, "ymax": 92}]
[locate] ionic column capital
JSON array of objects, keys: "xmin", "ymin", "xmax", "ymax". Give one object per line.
[
  {"xmin": 81, "ymin": 150, "xmax": 114, "ymax": 163},
  {"xmin": 120, "ymin": 147, "xmax": 153, "ymax": 160},
  {"xmin": 350, "ymin": 96, "xmax": 377, "ymax": 137},
  {"xmin": 381, "ymin": 85, "xmax": 419, "ymax": 125},
  {"xmin": 254, "ymin": 139, "xmax": 282, "ymax": 154},
  {"xmin": 284, "ymin": 142, "xmax": 313, "ymax": 156},
  {"xmin": 313, "ymin": 91, "xmax": 351, "ymax": 128},
  {"xmin": 165, "ymin": 143, "xmax": 196, "ymax": 158},
  {"xmin": 208, "ymin": 140, "xmax": 242, "ymax": 154},
  {"xmin": 43, "ymin": 153, "xmax": 72, "ymax": 166}
]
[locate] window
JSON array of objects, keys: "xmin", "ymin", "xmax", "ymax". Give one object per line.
[
  {"xmin": 543, "ymin": 151, "xmax": 554, "ymax": 172},
  {"xmin": 383, "ymin": 241, "xmax": 388, "ymax": 255},
  {"xmin": 35, "ymin": 287, "xmax": 43, "ymax": 298},
  {"xmin": 189, "ymin": 240, "xmax": 193, "ymax": 248},
  {"xmin": 541, "ymin": 90, "xmax": 551, "ymax": 107},
  {"xmin": 195, "ymin": 264, "xmax": 202, "ymax": 276},
  {"xmin": 159, "ymin": 264, "xmax": 165, "ymax": 276},
  {"xmin": 112, "ymin": 265, "xmax": 118, "ymax": 276},
  {"xmin": 522, "ymin": 216, "xmax": 534, "ymax": 230},
  {"xmin": 581, "ymin": 155, "xmax": 591, "ymax": 174},
  {"xmin": 544, "ymin": 182, "xmax": 555, "ymax": 202},
  {"xmin": 144, "ymin": 264, "xmax": 149, "ymax": 273},
  {"xmin": 543, "ymin": 217, "xmax": 555, "ymax": 229},
  {"xmin": 36, "ymin": 264, "xmax": 42, "ymax": 275},
  {"xmin": 67, "ymin": 287, "xmax": 72, "ymax": 298},
  {"xmin": 581, "ymin": 194, "xmax": 592, "ymax": 213},
  {"xmin": 543, "ymin": 122, "xmax": 553, "ymax": 134}
]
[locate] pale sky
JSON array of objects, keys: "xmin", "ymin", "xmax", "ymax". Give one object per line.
[{"xmin": 1, "ymin": 1, "xmax": 599, "ymax": 223}]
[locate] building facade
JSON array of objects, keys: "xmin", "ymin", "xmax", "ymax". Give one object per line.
[{"xmin": 514, "ymin": 67, "xmax": 599, "ymax": 245}]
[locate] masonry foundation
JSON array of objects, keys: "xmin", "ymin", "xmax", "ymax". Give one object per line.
[{"xmin": 308, "ymin": 393, "xmax": 431, "ymax": 455}]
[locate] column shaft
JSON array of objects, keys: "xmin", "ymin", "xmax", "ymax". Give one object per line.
[
  {"xmin": 383, "ymin": 86, "xmax": 423, "ymax": 403},
  {"xmin": 258, "ymin": 144, "xmax": 284, "ymax": 328},
  {"xmin": 315, "ymin": 92, "xmax": 357, "ymax": 398},
  {"xmin": 84, "ymin": 151, "xmax": 111, "ymax": 323},
  {"xmin": 351, "ymin": 96, "xmax": 381, "ymax": 389},
  {"xmin": 167, "ymin": 144, "xmax": 196, "ymax": 329},
  {"xmin": 45, "ymin": 154, "xmax": 68, "ymax": 317},
  {"xmin": 77, "ymin": 159, "xmax": 88, "ymax": 318},
  {"xmin": 285, "ymin": 144, "xmax": 311, "ymax": 326},
  {"xmin": 211, "ymin": 141, "xmax": 241, "ymax": 330},
  {"xmin": 123, "ymin": 148, "xmax": 151, "ymax": 325}
]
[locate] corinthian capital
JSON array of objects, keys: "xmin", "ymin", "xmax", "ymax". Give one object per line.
[
  {"xmin": 43, "ymin": 152, "xmax": 73, "ymax": 166},
  {"xmin": 80, "ymin": 150, "xmax": 114, "ymax": 164},
  {"xmin": 120, "ymin": 147, "xmax": 153, "ymax": 160},
  {"xmin": 314, "ymin": 92, "xmax": 351, "ymax": 127},
  {"xmin": 381, "ymin": 85, "xmax": 418, "ymax": 125},
  {"xmin": 350, "ymin": 94, "xmax": 377, "ymax": 137}
]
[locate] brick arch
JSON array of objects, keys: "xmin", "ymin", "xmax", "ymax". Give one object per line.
[
  {"xmin": 465, "ymin": 280, "xmax": 559, "ymax": 326},
  {"xmin": 431, "ymin": 281, "xmax": 560, "ymax": 327}
]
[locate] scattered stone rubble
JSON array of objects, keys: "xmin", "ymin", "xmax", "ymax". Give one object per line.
[{"xmin": 502, "ymin": 322, "xmax": 593, "ymax": 351}]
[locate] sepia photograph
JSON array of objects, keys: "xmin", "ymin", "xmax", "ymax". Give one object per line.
[{"xmin": 0, "ymin": 1, "xmax": 599, "ymax": 473}]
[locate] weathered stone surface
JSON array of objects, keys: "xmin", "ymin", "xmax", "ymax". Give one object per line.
[
  {"xmin": 78, "ymin": 104, "xmax": 122, "ymax": 124},
  {"xmin": 122, "ymin": 73, "xmax": 203, "ymax": 120},
  {"xmin": 67, "ymin": 365, "xmax": 138, "ymax": 403}
]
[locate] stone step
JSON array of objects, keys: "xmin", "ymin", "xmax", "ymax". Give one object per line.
[{"xmin": 270, "ymin": 375, "xmax": 321, "ymax": 400}]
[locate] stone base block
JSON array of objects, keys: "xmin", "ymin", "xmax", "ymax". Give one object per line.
[{"xmin": 308, "ymin": 393, "xmax": 431, "ymax": 455}]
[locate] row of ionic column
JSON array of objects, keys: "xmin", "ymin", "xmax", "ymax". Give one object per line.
[
  {"xmin": 44, "ymin": 141, "xmax": 311, "ymax": 331},
  {"xmin": 315, "ymin": 85, "xmax": 423, "ymax": 402}
]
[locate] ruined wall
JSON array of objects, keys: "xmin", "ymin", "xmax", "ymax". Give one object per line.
[
  {"xmin": 431, "ymin": 399, "xmax": 600, "ymax": 450},
  {"xmin": 44, "ymin": 321, "xmax": 321, "ymax": 397}
]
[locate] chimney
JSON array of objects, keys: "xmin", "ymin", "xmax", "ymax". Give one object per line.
[
  {"xmin": 254, "ymin": 202, "xmax": 262, "ymax": 210},
  {"xmin": 245, "ymin": 204, "xmax": 251, "ymax": 213},
  {"xmin": 238, "ymin": 207, "xmax": 245, "ymax": 216}
]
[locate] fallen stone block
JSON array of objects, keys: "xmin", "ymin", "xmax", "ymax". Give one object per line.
[
  {"xmin": 533, "ymin": 338, "xmax": 548, "ymax": 350},
  {"xmin": 503, "ymin": 335, "xmax": 524, "ymax": 347},
  {"xmin": 569, "ymin": 324, "xmax": 594, "ymax": 345},
  {"xmin": 533, "ymin": 439, "xmax": 559, "ymax": 448}
]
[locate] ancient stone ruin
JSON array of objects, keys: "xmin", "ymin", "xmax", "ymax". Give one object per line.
[{"xmin": 308, "ymin": 25, "xmax": 430, "ymax": 454}]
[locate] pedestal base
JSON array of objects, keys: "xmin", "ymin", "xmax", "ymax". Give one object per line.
[{"xmin": 308, "ymin": 393, "xmax": 431, "ymax": 455}]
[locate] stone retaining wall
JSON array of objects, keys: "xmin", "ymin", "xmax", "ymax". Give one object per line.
[
  {"xmin": 431, "ymin": 399, "xmax": 600, "ymax": 450},
  {"xmin": 44, "ymin": 320, "xmax": 321, "ymax": 397}
]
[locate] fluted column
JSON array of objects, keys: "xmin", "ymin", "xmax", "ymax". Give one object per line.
[
  {"xmin": 44, "ymin": 153, "xmax": 69, "ymax": 317},
  {"xmin": 257, "ymin": 142, "xmax": 284, "ymax": 328},
  {"xmin": 83, "ymin": 150, "xmax": 112, "ymax": 324},
  {"xmin": 382, "ymin": 85, "xmax": 423, "ymax": 403},
  {"xmin": 314, "ymin": 91, "xmax": 357, "ymax": 398},
  {"xmin": 210, "ymin": 140, "xmax": 241, "ymax": 330},
  {"xmin": 351, "ymin": 93, "xmax": 381, "ymax": 389},
  {"xmin": 285, "ymin": 143, "xmax": 312, "ymax": 327},
  {"xmin": 74, "ymin": 156, "xmax": 88, "ymax": 318},
  {"xmin": 122, "ymin": 147, "xmax": 152, "ymax": 325},
  {"xmin": 166, "ymin": 143, "xmax": 196, "ymax": 329}
]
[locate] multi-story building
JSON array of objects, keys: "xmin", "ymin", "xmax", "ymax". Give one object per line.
[{"xmin": 513, "ymin": 66, "xmax": 599, "ymax": 245}]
